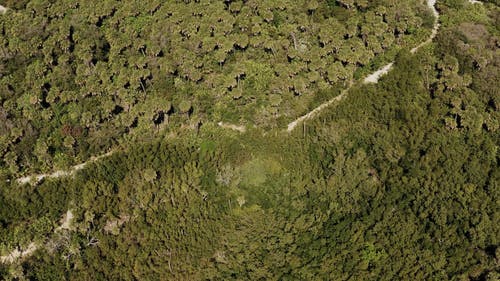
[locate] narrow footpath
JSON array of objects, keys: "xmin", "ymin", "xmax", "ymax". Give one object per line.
[
  {"xmin": 12, "ymin": 0, "xmax": 484, "ymax": 182},
  {"xmin": 287, "ymin": 0, "xmax": 441, "ymax": 132},
  {"xmin": 0, "ymin": 210, "xmax": 74, "ymax": 264},
  {"xmin": 16, "ymin": 151, "xmax": 114, "ymax": 185}
]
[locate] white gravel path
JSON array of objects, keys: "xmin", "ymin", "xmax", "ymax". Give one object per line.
[
  {"xmin": 0, "ymin": 210, "xmax": 74, "ymax": 264},
  {"xmin": 217, "ymin": 122, "xmax": 247, "ymax": 133},
  {"xmin": 56, "ymin": 210, "xmax": 74, "ymax": 231},
  {"xmin": 287, "ymin": 88, "xmax": 350, "ymax": 132},
  {"xmin": 287, "ymin": 0, "xmax": 441, "ymax": 132},
  {"xmin": 0, "ymin": 242, "xmax": 38, "ymax": 264},
  {"xmin": 365, "ymin": 0, "xmax": 440, "ymax": 84},
  {"xmin": 363, "ymin": 62, "xmax": 395, "ymax": 84},
  {"xmin": 16, "ymin": 151, "xmax": 115, "ymax": 185}
]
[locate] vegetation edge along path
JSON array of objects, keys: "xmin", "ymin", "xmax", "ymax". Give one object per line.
[
  {"xmin": 16, "ymin": 151, "xmax": 115, "ymax": 185},
  {"xmin": 11, "ymin": 0, "xmax": 483, "ymax": 183},
  {"xmin": 11, "ymin": 0, "xmax": 438, "ymax": 182},
  {"xmin": 0, "ymin": 210, "xmax": 74, "ymax": 264},
  {"xmin": 287, "ymin": 0, "xmax": 441, "ymax": 132}
]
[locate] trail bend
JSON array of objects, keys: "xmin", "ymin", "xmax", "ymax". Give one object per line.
[
  {"xmin": 287, "ymin": 0, "xmax": 442, "ymax": 132},
  {"xmin": 0, "ymin": 210, "xmax": 74, "ymax": 264},
  {"xmin": 10, "ymin": 0, "xmax": 485, "ymax": 180}
]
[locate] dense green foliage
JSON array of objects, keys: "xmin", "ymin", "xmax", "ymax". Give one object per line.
[
  {"xmin": 0, "ymin": 0, "xmax": 499, "ymax": 280},
  {"xmin": 0, "ymin": 0, "xmax": 432, "ymax": 174}
]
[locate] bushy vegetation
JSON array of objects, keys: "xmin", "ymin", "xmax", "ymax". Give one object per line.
[
  {"xmin": 0, "ymin": 0, "xmax": 499, "ymax": 280},
  {"xmin": 0, "ymin": 0, "xmax": 431, "ymax": 175}
]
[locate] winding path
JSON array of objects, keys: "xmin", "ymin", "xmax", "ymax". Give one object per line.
[
  {"xmin": 0, "ymin": 210, "xmax": 74, "ymax": 264},
  {"xmin": 287, "ymin": 0, "xmax": 441, "ymax": 132},
  {"xmin": 287, "ymin": 82, "xmax": 353, "ymax": 132},
  {"xmin": 16, "ymin": 151, "xmax": 114, "ymax": 185},
  {"xmin": 1, "ymin": 0, "xmax": 484, "ymax": 268},
  {"xmin": 0, "ymin": 242, "xmax": 37, "ymax": 264},
  {"xmin": 11, "ymin": 0, "xmax": 484, "ymax": 182},
  {"xmin": 11, "ymin": 0, "xmax": 438, "ymax": 182}
]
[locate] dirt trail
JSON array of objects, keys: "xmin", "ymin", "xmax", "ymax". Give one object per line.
[
  {"xmin": 410, "ymin": 0, "xmax": 440, "ymax": 54},
  {"xmin": 287, "ymin": 83, "xmax": 352, "ymax": 132},
  {"xmin": 363, "ymin": 62, "xmax": 395, "ymax": 84},
  {"xmin": 8, "ymin": 0, "xmax": 481, "ymax": 183},
  {"xmin": 287, "ymin": 0, "xmax": 440, "ymax": 132},
  {"xmin": 0, "ymin": 210, "xmax": 74, "ymax": 264},
  {"xmin": 363, "ymin": 0, "xmax": 439, "ymax": 84},
  {"xmin": 365, "ymin": 0, "xmax": 440, "ymax": 83},
  {"xmin": 0, "ymin": 242, "xmax": 37, "ymax": 264},
  {"xmin": 16, "ymin": 151, "xmax": 115, "ymax": 185},
  {"xmin": 218, "ymin": 122, "xmax": 247, "ymax": 133},
  {"xmin": 56, "ymin": 210, "xmax": 74, "ymax": 231}
]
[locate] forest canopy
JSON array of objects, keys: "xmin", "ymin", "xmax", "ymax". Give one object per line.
[
  {"xmin": 0, "ymin": 0, "xmax": 499, "ymax": 280},
  {"xmin": 0, "ymin": 0, "xmax": 433, "ymax": 175}
]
